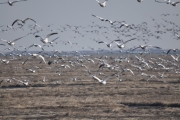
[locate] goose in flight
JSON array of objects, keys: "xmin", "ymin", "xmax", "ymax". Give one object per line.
[
  {"xmin": 120, "ymin": 22, "xmax": 133, "ymax": 29},
  {"xmin": 0, "ymin": 0, "xmax": 27, "ymax": 6},
  {"xmin": 131, "ymin": 45, "xmax": 161, "ymax": 51},
  {"xmin": 155, "ymin": 0, "xmax": 171, "ymax": 4},
  {"xmin": 125, "ymin": 69, "xmax": 134, "ymax": 76},
  {"xmin": 105, "ymin": 19, "xmax": 117, "ymax": 25},
  {"xmin": 170, "ymin": 1, "xmax": 180, "ymax": 6},
  {"xmin": 27, "ymin": 44, "xmax": 44, "ymax": 51},
  {"xmin": 35, "ymin": 32, "xmax": 58, "ymax": 44},
  {"xmin": 0, "ymin": 33, "xmax": 29, "ymax": 46},
  {"xmin": 98, "ymin": 40, "xmax": 115, "ymax": 48},
  {"xmin": 12, "ymin": 18, "xmax": 36, "ymax": 26},
  {"xmin": 92, "ymin": 14, "xmax": 106, "ymax": 21},
  {"xmin": 22, "ymin": 53, "xmax": 46, "ymax": 65},
  {"xmin": 48, "ymin": 37, "xmax": 59, "ymax": 44},
  {"xmin": 114, "ymin": 38, "xmax": 136, "ymax": 49},
  {"xmin": 167, "ymin": 48, "xmax": 178, "ymax": 54},
  {"xmin": 155, "ymin": 0, "xmax": 180, "ymax": 6},
  {"xmin": 26, "ymin": 68, "xmax": 35, "ymax": 73},
  {"xmin": 174, "ymin": 33, "xmax": 180, "ymax": 39},
  {"xmin": 91, "ymin": 73, "xmax": 116, "ymax": 85},
  {"xmin": 141, "ymin": 73, "xmax": 158, "ymax": 81},
  {"xmin": 171, "ymin": 55, "xmax": 179, "ymax": 62},
  {"xmin": 95, "ymin": 0, "xmax": 108, "ymax": 7}
]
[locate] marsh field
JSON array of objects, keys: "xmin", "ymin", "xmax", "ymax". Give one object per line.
[{"xmin": 1, "ymin": 54, "xmax": 180, "ymax": 120}]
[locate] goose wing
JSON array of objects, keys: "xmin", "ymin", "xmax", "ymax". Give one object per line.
[
  {"xmin": 22, "ymin": 57, "xmax": 31, "ymax": 65},
  {"xmin": 103, "ymin": 72, "xmax": 117, "ymax": 82},
  {"xmin": 46, "ymin": 32, "xmax": 58, "ymax": 38},
  {"xmin": 173, "ymin": 1, "xmax": 180, "ymax": 5},
  {"xmin": 12, "ymin": 0, "xmax": 27, "ymax": 4},
  {"xmin": 155, "ymin": 0, "xmax": 166, "ymax": 3},
  {"xmin": 12, "ymin": 33, "xmax": 29, "ymax": 42},
  {"xmin": 167, "ymin": 49, "xmax": 172, "ymax": 54},
  {"xmin": 126, "ymin": 69, "xmax": 134, "ymax": 75},
  {"xmin": 123, "ymin": 38, "xmax": 137, "ymax": 44},
  {"xmin": 131, "ymin": 46, "xmax": 141, "ymax": 51},
  {"xmin": 35, "ymin": 35, "xmax": 44, "ymax": 40},
  {"xmin": 0, "ymin": 39, "xmax": 8, "ymax": 42},
  {"xmin": 37, "ymin": 54, "xmax": 46, "ymax": 64},
  {"xmin": 12, "ymin": 19, "xmax": 22, "ymax": 26},
  {"xmin": 92, "ymin": 75, "xmax": 102, "ymax": 82},
  {"xmin": 23, "ymin": 18, "xmax": 36, "ymax": 23},
  {"xmin": 50, "ymin": 37, "xmax": 59, "ymax": 42},
  {"xmin": 0, "ymin": 2, "xmax": 8, "ymax": 4}
]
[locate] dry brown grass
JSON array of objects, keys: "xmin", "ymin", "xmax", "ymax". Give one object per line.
[{"xmin": 1, "ymin": 55, "xmax": 180, "ymax": 119}]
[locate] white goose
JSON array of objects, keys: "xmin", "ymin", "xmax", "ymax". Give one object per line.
[
  {"xmin": 23, "ymin": 53, "xmax": 46, "ymax": 65},
  {"xmin": 114, "ymin": 38, "xmax": 136, "ymax": 49},
  {"xmin": 91, "ymin": 74, "xmax": 114, "ymax": 85},
  {"xmin": 170, "ymin": 1, "xmax": 180, "ymax": 6},
  {"xmin": 35, "ymin": 32, "xmax": 58, "ymax": 44},
  {"xmin": 95, "ymin": 0, "xmax": 108, "ymax": 7},
  {"xmin": 0, "ymin": 33, "xmax": 29, "ymax": 46},
  {"xmin": 0, "ymin": 0, "xmax": 27, "ymax": 6},
  {"xmin": 12, "ymin": 18, "xmax": 36, "ymax": 26},
  {"xmin": 171, "ymin": 55, "xmax": 179, "ymax": 62}
]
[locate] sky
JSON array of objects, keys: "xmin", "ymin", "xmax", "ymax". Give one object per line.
[{"xmin": 0, "ymin": 0, "xmax": 180, "ymax": 52}]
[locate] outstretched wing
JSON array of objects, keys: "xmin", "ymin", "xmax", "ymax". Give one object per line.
[
  {"xmin": 0, "ymin": 2, "xmax": 8, "ymax": 4},
  {"xmin": 12, "ymin": 33, "xmax": 29, "ymax": 42},
  {"xmin": 46, "ymin": 32, "xmax": 58, "ymax": 38},
  {"xmin": 131, "ymin": 46, "xmax": 140, "ymax": 51},
  {"xmin": 95, "ymin": 0, "xmax": 100, "ymax": 4},
  {"xmin": 23, "ymin": 18, "xmax": 36, "ymax": 23},
  {"xmin": 152, "ymin": 46, "xmax": 161, "ymax": 49},
  {"xmin": 12, "ymin": 19, "xmax": 22, "ymax": 26},
  {"xmin": 167, "ymin": 49, "xmax": 172, "ymax": 54},
  {"xmin": 50, "ymin": 37, "xmax": 60, "ymax": 42},
  {"xmin": 126, "ymin": 69, "xmax": 134, "ymax": 75},
  {"xmin": 12, "ymin": 0, "xmax": 27, "ymax": 4},
  {"xmin": 38, "ymin": 55, "xmax": 46, "ymax": 64},
  {"xmin": 0, "ymin": 39, "xmax": 8, "ymax": 42},
  {"xmin": 173, "ymin": 1, "xmax": 180, "ymax": 5},
  {"xmin": 123, "ymin": 38, "xmax": 137, "ymax": 44},
  {"xmin": 92, "ymin": 75, "xmax": 102, "ymax": 82},
  {"xmin": 22, "ymin": 57, "xmax": 31, "ymax": 65},
  {"xmin": 170, "ymin": 55, "xmax": 176, "ymax": 60},
  {"xmin": 155, "ymin": 0, "xmax": 166, "ymax": 3},
  {"xmin": 35, "ymin": 35, "xmax": 44, "ymax": 40}
]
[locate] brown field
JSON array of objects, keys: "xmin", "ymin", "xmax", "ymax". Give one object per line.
[{"xmin": 1, "ymin": 54, "xmax": 180, "ymax": 120}]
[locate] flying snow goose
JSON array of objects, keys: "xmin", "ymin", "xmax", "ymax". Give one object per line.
[
  {"xmin": 23, "ymin": 53, "xmax": 46, "ymax": 65},
  {"xmin": 0, "ymin": 33, "xmax": 29, "ymax": 46},
  {"xmin": 0, "ymin": 0, "xmax": 27, "ymax": 6},
  {"xmin": 12, "ymin": 18, "xmax": 36, "ymax": 26},
  {"xmin": 95, "ymin": 0, "xmax": 108, "ymax": 7},
  {"xmin": 35, "ymin": 32, "xmax": 58, "ymax": 44}
]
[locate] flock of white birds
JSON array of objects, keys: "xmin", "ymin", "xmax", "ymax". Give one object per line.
[{"xmin": 0, "ymin": 0, "xmax": 180, "ymax": 86}]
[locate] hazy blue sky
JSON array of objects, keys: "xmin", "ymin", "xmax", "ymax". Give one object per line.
[{"xmin": 0, "ymin": 0, "xmax": 180, "ymax": 52}]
